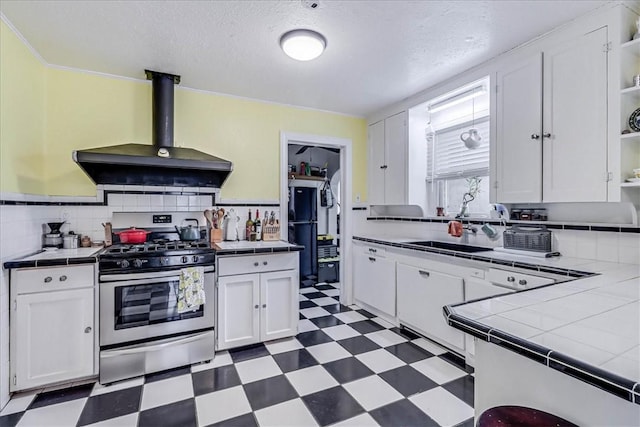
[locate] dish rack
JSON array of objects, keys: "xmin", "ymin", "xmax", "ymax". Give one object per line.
[
  {"xmin": 503, "ymin": 225, "xmax": 552, "ymax": 252},
  {"xmin": 262, "ymin": 222, "xmax": 280, "ymax": 241}
]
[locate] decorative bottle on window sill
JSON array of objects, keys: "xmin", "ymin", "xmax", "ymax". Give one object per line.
[{"xmin": 456, "ymin": 177, "xmax": 482, "ymax": 218}]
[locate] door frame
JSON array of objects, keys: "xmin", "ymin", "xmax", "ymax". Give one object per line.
[{"xmin": 280, "ymin": 132, "xmax": 353, "ymax": 306}]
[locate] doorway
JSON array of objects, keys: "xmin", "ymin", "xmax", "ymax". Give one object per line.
[{"xmin": 280, "ymin": 132, "xmax": 353, "ymax": 307}]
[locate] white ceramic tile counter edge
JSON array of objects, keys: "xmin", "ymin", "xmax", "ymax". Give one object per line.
[
  {"xmin": 354, "ymin": 235, "xmax": 640, "ymax": 403},
  {"xmin": 213, "ymin": 240, "xmax": 298, "ymax": 251},
  {"xmin": 19, "ymin": 247, "xmax": 103, "ymax": 261}
]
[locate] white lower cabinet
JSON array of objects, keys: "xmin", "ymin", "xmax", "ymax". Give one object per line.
[
  {"xmin": 10, "ymin": 265, "xmax": 95, "ymax": 391},
  {"xmin": 216, "ymin": 254, "xmax": 299, "ymax": 350},
  {"xmin": 217, "ymin": 273, "xmax": 261, "ymax": 349},
  {"xmin": 397, "ymin": 263, "xmax": 465, "ymax": 351},
  {"xmin": 260, "ymin": 270, "xmax": 299, "ymax": 342},
  {"xmin": 353, "ymin": 249, "xmax": 396, "ymax": 317}
]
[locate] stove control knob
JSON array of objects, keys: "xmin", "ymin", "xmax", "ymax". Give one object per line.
[
  {"xmin": 192, "ymin": 255, "xmax": 199, "ymax": 263},
  {"xmin": 181, "ymin": 256, "xmax": 188, "ymax": 264},
  {"xmin": 161, "ymin": 257, "xmax": 169, "ymax": 265},
  {"xmin": 133, "ymin": 259, "xmax": 143, "ymax": 268},
  {"xmin": 120, "ymin": 260, "xmax": 130, "ymax": 268}
]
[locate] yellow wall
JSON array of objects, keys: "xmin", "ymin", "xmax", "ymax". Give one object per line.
[
  {"xmin": 1, "ymin": 20, "xmax": 368, "ymax": 201},
  {"xmin": 0, "ymin": 20, "xmax": 46, "ymax": 194}
]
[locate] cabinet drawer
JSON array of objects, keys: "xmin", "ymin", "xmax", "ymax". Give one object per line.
[
  {"xmin": 12, "ymin": 265, "xmax": 95, "ymax": 294},
  {"xmin": 487, "ymin": 268, "xmax": 555, "ymax": 289},
  {"xmin": 218, "ymin": 253, "xmax": 298, "ymax": 277},
  {"xmin": 356, "ymin": 244, "xmax": 386, "ymax": 257}
]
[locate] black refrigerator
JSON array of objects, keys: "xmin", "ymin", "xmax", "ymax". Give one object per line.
[{"xmin": 288, "ymin": 187, "xmax": 318, "ymax": 286}]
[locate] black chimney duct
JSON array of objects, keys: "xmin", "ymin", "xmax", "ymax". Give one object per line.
[{"xmin": 145, "ymin": 70, "xmax": 180, "ymax": 148}]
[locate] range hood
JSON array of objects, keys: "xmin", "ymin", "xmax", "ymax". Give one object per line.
[{"xmin": 73, "ymin": 70, "xmax": 233, "ymax": 188}]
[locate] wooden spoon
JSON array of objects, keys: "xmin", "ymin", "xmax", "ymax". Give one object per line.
[{"xmin": 204, "ymin": 209, "xmax": 213, "ymax": 228}]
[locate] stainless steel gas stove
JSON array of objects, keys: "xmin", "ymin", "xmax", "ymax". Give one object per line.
[
  {"xmin": 98, "ymin": 214, "xmax": 216, "ymax": 384},
  {"xmin": 99, "ymin": 240, "xmax": 215, "ymax": 273}
]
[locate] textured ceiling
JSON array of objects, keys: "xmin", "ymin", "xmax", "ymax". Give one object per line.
[{"xmin": 1, "ymin": 0, "xmax": 611, "ymax": 116}]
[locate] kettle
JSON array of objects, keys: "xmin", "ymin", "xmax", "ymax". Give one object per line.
[{"xmin": 175, "ymin": 218, "xmax": 201, "ymax": 241}]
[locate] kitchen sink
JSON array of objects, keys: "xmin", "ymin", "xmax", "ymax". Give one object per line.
[{"xmin": 402, "ymin": 241, "xmax": 493, "ymax": 253}]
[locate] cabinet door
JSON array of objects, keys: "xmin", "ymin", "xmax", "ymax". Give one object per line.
[
  {"xmin": 397, "ymin": 263, "xmax": 464, "ymax": 350},
  {"xmin": 543, "ymin": 26, "xmax": 608, "ymax": 202},
  {"xmin": 14, "ymin": 288, "xmax": 93, "ymax": 390},
  {"xmin": 384, "ymin": 112, "xmax": 407, "ymax": 204},
  {"xmin": 496, "ymin": 53, "xmax": 543, "ymax": 203},
  {"xmin": 353, "ymin": 251, "xmax": 396, "ymax": 316},
  {"xmin": 260, "ymin": 270, "xmax": 298, "ymax": 342},
  {"xmin": 217, "ymin": 274, "xmax": 260, "ymax": 350},
  {"xmin": 368, "ymin": 120, "xmax": 386, "ymax": 205}
]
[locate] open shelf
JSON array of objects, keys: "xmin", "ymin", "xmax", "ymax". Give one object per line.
[
  {"xmin": 620, "ymin": 182, "xmax": 640, "ymax": 188},
  {"xmin": 620, "ymin": 131, "xmax": 640, "ymax": 140},
  {"xmin": 621, "ymin": 38, "xmax": 640, "ymax": 55},
  {"xmin": 288, "ymin": 173, "xmax": 327, "ymax": 182},
  {"xmin": 621, "ymin": 86, "xmax": 640, "ymax": 95}
]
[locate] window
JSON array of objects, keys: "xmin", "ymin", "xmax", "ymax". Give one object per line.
[{"xmin": 424, "ymin": 77, "xmax": 490, "ymax": 217}]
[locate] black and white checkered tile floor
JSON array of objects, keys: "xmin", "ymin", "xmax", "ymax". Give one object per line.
[{"xmin": 0, "ymin": 283, "xmax": 475, "ymax": 427}]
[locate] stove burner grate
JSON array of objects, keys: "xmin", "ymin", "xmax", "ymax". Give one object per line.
[{"xmin": 105, "ymin": 240, "xmax": 211, "ymax": 254}]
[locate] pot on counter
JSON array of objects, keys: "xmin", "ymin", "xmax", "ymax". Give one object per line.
[
  {"xmin": 114, "ymin": 227, "xmax": 151, "ymax": 244},
  {"xmin": 175, "ymin": 218, "xmax": 201, "ymax": 241},
  {"xmin": 63, "ymin": 233, "xmax": 80, "ymax": 249}
]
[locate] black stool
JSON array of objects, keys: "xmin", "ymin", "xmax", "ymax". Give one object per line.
[{"xmin": 478, "ymin": 406, "xmax": 579, "ymax": 427}]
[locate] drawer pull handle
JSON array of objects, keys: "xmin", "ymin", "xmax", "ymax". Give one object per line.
[
  {"xmin": 254, "ymin": 304, "xmax": 259, "ymax": 309},
  {"xmin": 84, "ymin": 327, "xmax": 92, "ymax": 333},
  {"xmin": 59, "ymin": 275, "xmax": 67, "ymax": 282},
  {"xmin": 519, "ymin": 279, "xmax": 527, "ymax": 286},
  {"xmin": 507, "ymin": 276, "xmax": 516, "ymax": 282},
  {"xmin": 254, "ymin": 262, "xmax": 259, "ymax": 267},
  {"xmin": 368, "ymin": 257, "xmax": 376, "ymax": 262},
  {"xmin": 44, "ymin": 276, "xmax": 52, "ymax": 283},
  {"xmin": 262, "ymin": 304, "xmax": 266, "ymax": 308},
  {"xmin": 368, "ymin": 248, "xmax": 377, "ymax": 253},
  {"xmin": 530, "ymin": 133, "xmax": 540, "ymax": 140},
  {"xmin": 263, "ymin": 261, "xmax": 268, "ymax": 265},
  {"xmin": 419, "ymin": 270, "xmax": 430, "ymax": 277}
]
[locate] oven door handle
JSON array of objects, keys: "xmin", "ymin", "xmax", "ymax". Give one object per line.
[
  {"xmin": 101, "ymin": 333, "xmax": 210, "ymax": 357},
  {"xmin": 100, "ymin": 266, "xmax": 214, "ymax": 283}
]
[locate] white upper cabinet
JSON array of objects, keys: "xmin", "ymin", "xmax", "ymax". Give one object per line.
[
  {"xmin": 496, "ymin": 26, "xmax": 609, "ymax": 203},
  {"xmin": 368, "ymin": 120, "xmax": 386, "ymax": 205},
  {"xmin": 496, "ymin": 53, "xmax": 544, "ymax": 203},
  {"xmin": 368, "ymin": 112, "xmax": 407, "ymax": 205},
  {"xmin": 542, "ymin": 26, "xmax": 608, "ymax": 202}
]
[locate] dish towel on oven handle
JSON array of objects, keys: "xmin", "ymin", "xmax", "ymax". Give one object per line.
[{"xmin": 177, "ymin": 266, "xmax": 206, "ymax": 313}]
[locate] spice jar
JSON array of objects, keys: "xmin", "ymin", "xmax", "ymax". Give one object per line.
[{"xmin": 81, "ymin": 236, "xmax": 92, "ymax": 247}]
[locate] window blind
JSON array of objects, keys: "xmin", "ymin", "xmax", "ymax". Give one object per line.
[{"xmin": 427, "ymin": 117, "xmax": 489, "ymax": 181}]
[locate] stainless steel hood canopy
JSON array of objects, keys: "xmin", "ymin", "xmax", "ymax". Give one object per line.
[{"xmin": 73, "ymin": 70, "xmax": 233, "ymax": 188}]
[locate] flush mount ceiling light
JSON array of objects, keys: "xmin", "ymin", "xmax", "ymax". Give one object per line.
[{"xmin": 280, "ymin": 29, "xmax": 327, "ymax": 61}]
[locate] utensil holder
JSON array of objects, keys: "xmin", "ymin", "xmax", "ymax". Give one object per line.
[{"xmin": 210, "ymin": 228, "xmax": 223, "ymax": 243}]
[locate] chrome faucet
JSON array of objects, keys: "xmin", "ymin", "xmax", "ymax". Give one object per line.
[{"xmin": 460, "ymin": 224, "xmax": 477, "ymax": 244}]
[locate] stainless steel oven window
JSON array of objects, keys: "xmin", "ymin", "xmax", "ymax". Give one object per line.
[{"xmin": 114, "ymin": 279, "xmax": 204, "ymax": 330}]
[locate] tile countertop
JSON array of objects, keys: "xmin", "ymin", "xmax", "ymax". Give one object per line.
[
  {"xmin": 3, "ymin": 246, "xmax": 104, "ymax": 269},
  {"xmin": 352, "ymin": 235, "xmax": 640, "ymax": 405},
  {"xmin": 212, "ymin": 240, "xmax": 304, "ymax": 256}
]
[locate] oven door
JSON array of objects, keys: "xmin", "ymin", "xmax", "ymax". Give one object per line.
[{"xmin": 100, "ymin": 267, "xmax": 215, "ymax": 347}]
